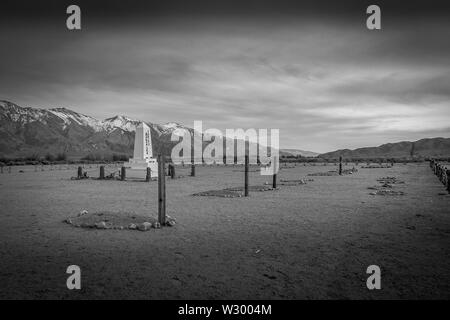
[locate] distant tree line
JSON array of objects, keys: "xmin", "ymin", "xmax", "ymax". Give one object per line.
[
  {"xmin": 81, "ymin": 153, "xmax": 130, "ymax": 162},
  {"xmin": 0, "ymin": 152, "xmax": 130, "ymax": 166},
  {"xmin": 279, "ymin": 155, "xmax": 450, "ymax": 163}
]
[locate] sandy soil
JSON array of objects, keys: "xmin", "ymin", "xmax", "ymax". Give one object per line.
[{"xmin": 0, "ymin": 163, "xmax": 449, "ymax": 299}]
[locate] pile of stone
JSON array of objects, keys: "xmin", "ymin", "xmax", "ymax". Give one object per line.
[
  {"xmin": 308, "ymin": 171, "xmax": 339, "ymax": 176},
  {"xmin": 225, "ymin": 185, "xmax": 277, "ymax": 192},
  {"xmin": 342, "ymin": 167, "xmax": 358, "ymax": 174},
  {"xmin": 308, "ymin": 167, "xmax": 358, "ymax": 176},
  {"xmin": 361, "ymin": 165, "xmax": 392, "ymax": 169},
  {"xmin": 192, "ymin": 189, "xmax": 243, "ymax": 198},
  {"xmin": 70, "ymin": 173, "xmax": 90, "ymax": 180},
  {"xmin": 376, "ymin": 176, "xmax": 405, "ymax": 184},
  {"xmin": 232, "ymin": 169, "xmax": 260, "ymax": 173},
  {"xmin": 368, "ymin": 183, "xmax": 393, "ymax": 190},
  {"xmin": 369, "ymin": 189, "xmax": 405, "ymax": 196},
  {"xmin": 64, "ymin": 210, "xmax": 176, "ymax": 230},
  {"xmin": 278, "ymin": 178, "xmax": 312, "ymax": 186},
  {"xmin": 368, "ymin": 176, "xmax": 405, "ymax": 196},
  {"xmin": 193, "ymin": 184, "xmax": 281, "ymax": 197}
]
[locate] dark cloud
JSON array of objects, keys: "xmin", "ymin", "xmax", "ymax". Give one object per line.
[{"xmin": 0, "ymin": 1, "xmax": 449, "ymax": 152}]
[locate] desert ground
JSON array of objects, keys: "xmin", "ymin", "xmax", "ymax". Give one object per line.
[{"xmin": 0, "ymin": 162, "xmax": 449, "ymax": 299}]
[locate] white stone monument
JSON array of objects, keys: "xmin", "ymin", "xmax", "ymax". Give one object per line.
[{"xmin": 126, "ymin": 122, "xmax": 158, "ymax": 178}]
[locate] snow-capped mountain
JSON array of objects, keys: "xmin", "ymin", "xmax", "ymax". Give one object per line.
[
  {"xmin": 0, "ymin": 100, "xmax": 278, "ymax": 160},
  {"xmin": 102, "ymin": 115, "xmax": 140, "ymax": 132},
  {"xmin": 0, "ymin": 100, "xmax": 193, "ymax": 158}
]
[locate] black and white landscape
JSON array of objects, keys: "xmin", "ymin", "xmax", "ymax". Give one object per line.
[{"xmin": 0, "ymin": 0, "xmax": 450, "ymax": 300}]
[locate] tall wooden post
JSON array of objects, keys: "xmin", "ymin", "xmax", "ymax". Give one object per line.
[
  {"xmin": 191, "ymin": 164, "xmax": 195, "ymax": 177},
  {"xmin": 146, "ymin": 167, "xmax": 151, "ymax": 182},
  {"xmin": 272, "ymin": 156, "xmax": 277, "ymax": 189},
  {"xmin": 158, "ymin": 154, "xmax": 166, "ymax": 225},
  {"xmin": 169, "ymin": 163, "xmax": 175, "ymax": 179},
  {"xmin": 99, "ymin": 166, "xmax": 105, "ymax": 179},
  {"xmin": 121, "ymin": 166, "xmax": 126, "ymax": 181},
  {"xmin": 244, "ymin": 155, "xmax": 249, "ymax": 197},
  {"xmin": 339, "ymin": 156, "xmax": 343, "ymax": 175},
  {"xmin": 77, "ymin": 166, "xmax": 82, "ymax": 179}
]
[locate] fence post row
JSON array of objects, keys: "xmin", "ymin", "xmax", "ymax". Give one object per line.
[{"xmin": 430, "ymin": 159, "xmax": 450, "ymax": 194}]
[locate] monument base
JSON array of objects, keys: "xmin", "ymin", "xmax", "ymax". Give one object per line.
[{"xmin": 125, "ymin": 158, "xmax": 158, "ymax": 178}]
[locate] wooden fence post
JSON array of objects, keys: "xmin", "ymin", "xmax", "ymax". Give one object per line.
[
  {"xmin": 272, "ymin": 156, "xmax": 277, "ymax": 189},
  {"xmin": 99, "ymin": 166, "xmax": 105, "ymax": 179},
  {"xmin": 339, "ymin": 156, "xmax": 343, "ymax": 175},
  {"xmin": 169, "ymin": 163, "xmax": 175, "ymax": 179},
  {"xmin": 77, "ymin": 166, "xmax": 82, "ymax": 179},
  {"xmin": 121, "ymin": 166, "xmax": 126, "ymax": 181},
  {"xmin": 146, "ymin": 167, "xmax": 151, "ymax": 182},
  {"xmin": 446, "ymin": 169, "xmax": 450, "ymax": 193},
  {"xmin": 191, "ymin": 164, "xmax": 195, "ymax": 177},
  {"xmin": 158, "ymin": 154, "xmax": 166, "ymax": 225},
  {"xmin": 441, "ymin": 166, "xmax": 446, "ymax": 184},
  {"xmin": 244, "ymin": 154, "xmax": 249, "ymax": 197}
]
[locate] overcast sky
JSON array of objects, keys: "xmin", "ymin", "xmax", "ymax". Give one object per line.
[{"xmin": 1, "ymin": 0, "xmax": 449, "ymax": 152}]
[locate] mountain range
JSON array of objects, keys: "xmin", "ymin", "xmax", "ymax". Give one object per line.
[
  {"xmin": 279, "ymin": 149, "xmax": 319, "ymax": 158},
  {"xmin": 0, "ymin": 100, "xmax": 302, "ymax": 160},
  {"xmin": 319, "ymin": 138, "xmax": 450, "ymax": 160},
  {"xmin": 0, "ymin": 100, "xmax": 192, "ymax": 159},
  {"xmin": 1, "ymin": 100, "xmax": 448, "ymax": 161}
]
